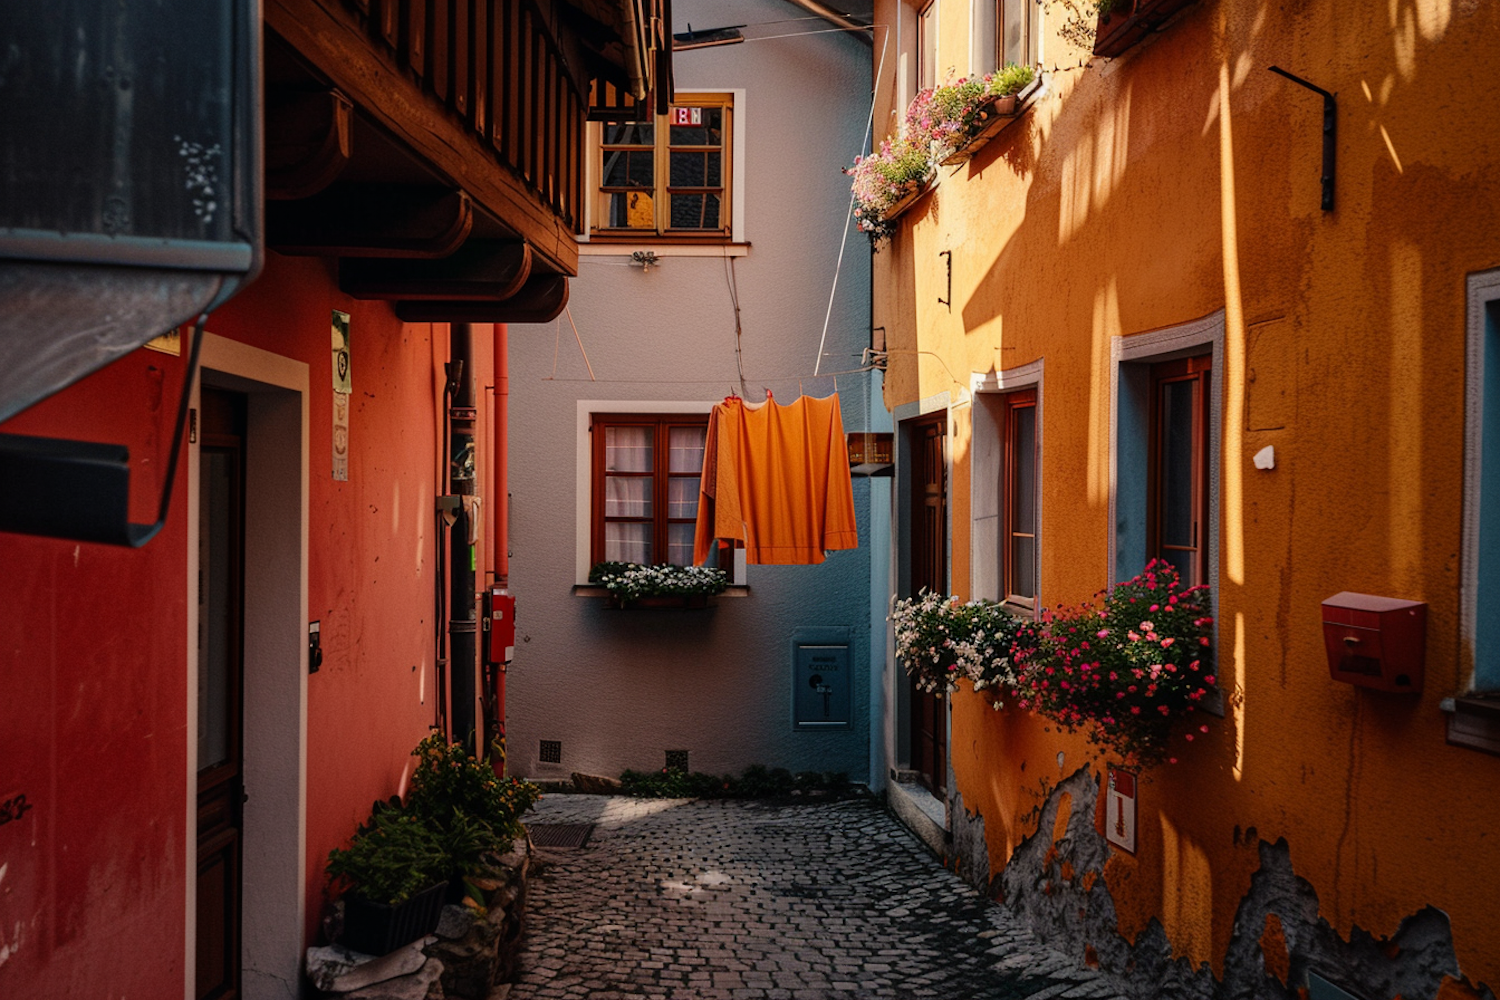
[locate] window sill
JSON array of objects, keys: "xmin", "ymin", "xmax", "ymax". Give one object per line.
[
  {"xmin": 579, "ymin": 240, "xmax": 750, "ymax": 257},
  {"xmin": 1441, "ymin": 694, "xmax": 1500, "ymax": 756},
  {"xmin": 573, "ymin": 585, "xmax": 750, "ymax": 600}
]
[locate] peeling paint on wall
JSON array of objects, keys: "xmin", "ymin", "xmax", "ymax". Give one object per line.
[{"xmin": 988, "ymin": 767, "xmax": 1496, "ymax": 1000}]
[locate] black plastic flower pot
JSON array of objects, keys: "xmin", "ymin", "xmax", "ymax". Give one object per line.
[{"xmin": 341, "ymin": 881, "xmax": 448, "ymax": 956}]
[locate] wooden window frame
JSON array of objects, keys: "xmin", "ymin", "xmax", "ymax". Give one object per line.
[
  {"xmin": 918, "ymin": 1, "xmax": 939, "ymax": 91},
  {"xmin": 1147, "ymin": 355, "xmax": 1211, "ymax": 589},
  {"xmin": 1001, "ymin": 388, "xmax": 1038, "ymax": 611},
  {"xmin": 590, "ymin": 413, "xmax": 710, "ymax": 567},
  {"xmin": 593, "ymin": 92, "xmax": 733, "ymax": 241}
]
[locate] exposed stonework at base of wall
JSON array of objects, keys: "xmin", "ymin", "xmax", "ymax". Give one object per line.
[
  {"xmin": 949, "ymin": 784, "xmax": 991, "ymax": 892},
  {"xmin": 974, "ymin": 765, "xmax": 1495, "ymax": 1000}
]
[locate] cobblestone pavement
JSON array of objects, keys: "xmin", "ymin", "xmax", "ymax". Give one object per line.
[{"xmin": 510, "ymin": 794, "xmax": 1128, "ymax": 1000}]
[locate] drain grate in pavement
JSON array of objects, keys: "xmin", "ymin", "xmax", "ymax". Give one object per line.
[{"xmin": 528, "ymin": 822, "xmax": 595, "ymax": 848}]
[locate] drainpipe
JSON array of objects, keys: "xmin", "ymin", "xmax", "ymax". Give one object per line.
[
  {"xmin": 449, "ymin": 323, "xmax": 478, "ymax": 753},
  {"xmin": 483, "ymin": 322, "xmax": 509, "ymax": 759}
]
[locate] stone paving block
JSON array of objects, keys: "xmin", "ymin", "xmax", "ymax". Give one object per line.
[{"xmin": 507, "ymin": 795, "xmax": 1129, "ymax": 1000}]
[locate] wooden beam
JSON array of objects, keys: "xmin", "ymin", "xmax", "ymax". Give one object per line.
[
  {"xmin": 267, "ymin": 185, "xmax": 473, "ymax": 257},
  {"xmin": 339, "ymin": 240, "xmax": 532, "ymax": 300},
  {"xmin": 393, "ymin": 273, "xmax": 569, "ymax": 323},
  {"xmin": 265, "ymin": 89, "xmax": 353, "ymax": 200},
  {"xmin": 266, "ymin": 1, "xmax": 581, "ymax": 275}
]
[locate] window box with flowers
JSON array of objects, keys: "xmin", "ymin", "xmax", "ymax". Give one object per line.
[
  {"xmin": 890, "ymin": 590, "xmax": 1029, "ymax": 706},
  {"xmin": 1090, "ymin": 0, "xmax": 1200, "ymax": 57},
  {"xmin": 937, "ymin": 66, "xmax": 1040, "ymax": 166},
  {"xmin": 1011, "ymin": 560, "xmax": 1216, "ymax": 768},
  {"xmin": 588, "ymin": 561, "xmax": 729, "ymax": 609}
]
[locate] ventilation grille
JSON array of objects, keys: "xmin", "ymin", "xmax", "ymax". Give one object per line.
[
  {"xmin": 529, "ymin": 823, "xmax": 594, "ymax": 848},
  {"xmin": 539, "ymin": 740, "xmax": 562, "ymax": 764},
  {"xmin": 665, "ymin": 749, "xmax": 689, "ymax": 772}
]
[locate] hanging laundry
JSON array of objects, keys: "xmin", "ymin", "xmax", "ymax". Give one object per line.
[{"xmin": 693, "ymin": 392, "xmax": 859, "ymax": 566}]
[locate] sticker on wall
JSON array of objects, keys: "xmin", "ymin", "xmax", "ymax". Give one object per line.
[
  {"xmin": 143, "ymin": 326, "xmax": 182, "ymax": 356},
  {"xmin": 1106, "ymin": 766, "xmax": 1137, "ymax": 854},
  {"xmin": 332, "ymin": 390, "xmax": 350, "ymax": 481},
  {"xmin": 332, "ymin": 309, "xmax": 351, "ymax": 393}
]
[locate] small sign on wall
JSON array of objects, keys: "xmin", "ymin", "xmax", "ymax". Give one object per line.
[
  {"xmin": 670, "ymin": 106, "xmax": 702, "ymax": 126},
  {"xmin": 1106, "ymin": 766, "xmax": 1137, "ymax": 854},
  {"xmin": 332, "ymin": 310, "xmax": 351, "ymax": 481}
]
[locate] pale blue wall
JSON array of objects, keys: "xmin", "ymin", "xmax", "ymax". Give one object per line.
[{"xmin": 504, "ymin": 0, "xmax": 874, "ymax": 782}]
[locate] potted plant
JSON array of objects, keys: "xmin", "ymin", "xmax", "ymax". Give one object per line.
[
  {"xmin": 326, "ymin": 803, "xmax": 452, "ymax": 955},
  {"xmin": 588, "ymin": 561, "xmax": 729, "ymax": 608},
  {"xmin": 985, "ymin": 63, "xmax": 1037, "ymax": 117},
  {"xmin": 890, "ymin": 589, "xmax": 1031, "ymax": 705},
  {"xmin": 325, "ymin": 733, "xmax": 541, "ymax": 954},
  {"xmin": 1011, "ymin": 560, "xmax": 1216, "ymax": 768}
]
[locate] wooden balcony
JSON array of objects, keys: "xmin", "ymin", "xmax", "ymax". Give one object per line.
[{"xmin": 265, "ymin": 0, "xmax": 671, "ymax": 314}]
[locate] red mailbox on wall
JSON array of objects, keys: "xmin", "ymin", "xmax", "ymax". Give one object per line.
[{"xmin": 1321, "ymin": 592, "xmax": 1426, "ymax": 693}]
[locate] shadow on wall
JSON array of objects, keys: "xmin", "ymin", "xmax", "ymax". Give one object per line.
[{"xmin": 992, "ymin": 767, "xmax": 1493, "ymax": 1000}]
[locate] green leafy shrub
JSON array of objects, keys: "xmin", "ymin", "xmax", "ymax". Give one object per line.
[
  {"xmin": 619, "ymin": 765, "xmax": 853, "ymax": 800},
  {"xmin": 326, "ymin": 802, "xmax": 450, "ymax": 906}
]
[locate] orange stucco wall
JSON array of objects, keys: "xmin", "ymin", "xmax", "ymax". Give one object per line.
[
  {"xmin": 0, "ymin": 251, "xmax": 485, "ymax": 994},
  {"xmin": 876, "ymin": 0, "xmax": 1500, "ymax": 988}
]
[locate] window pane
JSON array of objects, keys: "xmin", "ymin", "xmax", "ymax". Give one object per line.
[
  {"xmin": 668, "ymin": 476, "xmax": 700, "ymax": 519},
  {"xmin": 669, "ymin": 107, "xmax": 722, "ymax": 145},
  {"xmin": 667, "ymin": 523, "xmax": 695, "ymax": 566},
  {"xmin": 1161, "ymin": 547, "xmax": 1196, "ymax": 589},
  {"xmin": 1160, "ymin": 379, "xmax": 1197, "ymax": 548},
  {"xmin": 670, "ymin": 193, "xmax": 721, "ymax": 230},
  {"xmin": 603, "ymin": 122, "xmax": 654, "ymax": 145},
  {"xmin": 607, "ymin": 191, "xmax": 654, "ymax": 228},
  {"xmin": 606, "ymin": 523, "xmax": 651, "ymax": 564},
  {"xmin": 670, "ymin": 151, "xmax": 721, "ymax": 187},
  {"xmin": 605, "ymin": 425, "xmax": 652, "ymax": 472},
  {"xmin": 1011, "ymin": 534, "xmax": 1035, "ymax": 600},
  {"xmin": 1002, "ymin": 0, "xmax": 1026, "ymax": 68},
  {"xmin": 605, "ymin": 476, "xmax": 652, "ymax": 517},
  {"xmin": 1013, "ymin": 405, "xmax": 1035, "ymax": 532},
  {"xmin": 603, "ymin": 149, "xmax": 653, "ymax": 188},
  {"xmin": 668, "ymin": 426, "xmax": 706, "ymax": 472}
]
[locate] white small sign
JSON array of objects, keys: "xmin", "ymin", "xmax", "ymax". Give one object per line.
[
  {"xmin": 671, "ymin": 106, "xmax": 703, "ymax": 126},
  {"xmin": 1106, "ymin": 767, "xmax": 1137, "ymax": 854}
]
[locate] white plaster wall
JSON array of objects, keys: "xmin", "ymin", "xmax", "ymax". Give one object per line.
[{"xmin": 506, "ymin": 0, "xmax": 875, "ymax": 782}]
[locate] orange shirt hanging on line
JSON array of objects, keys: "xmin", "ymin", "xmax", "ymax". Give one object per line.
[{"xmin": 692, "ymin": 392, "xmax": 859, "ymax": 566}]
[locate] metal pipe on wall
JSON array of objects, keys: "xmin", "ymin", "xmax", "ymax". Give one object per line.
[{"xmin": 448, "ymin": 322, "xmax": 478, "ymax": 752}]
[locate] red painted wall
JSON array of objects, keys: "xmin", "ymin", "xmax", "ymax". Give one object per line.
[
  {"xmin": 0, "ymin": 353, "xmax": 192, "ymax": 998},
  {"xmin": 0, "ymin": 251, "xmax": 483, "ymax": 994}
]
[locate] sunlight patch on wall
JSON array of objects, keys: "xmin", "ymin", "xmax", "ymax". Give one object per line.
[
  {"xmin": 1089, "ymin": 280, "xmax": 1120, "ymax": 505},
  {"xmin": 1058, "ymin": 86, "xmax": 1132, "ymax": 244},
  {"xmin": 1159, "ymin": 812, "xmax": 1214, "ymax": 966},
  {"xmin": 1218, "ymin": 61, "xmax": 1246, "ymax": 586},
  {"xmin": 1388, "ymin": 241, "xmax": 1425, "ymax": 584}
]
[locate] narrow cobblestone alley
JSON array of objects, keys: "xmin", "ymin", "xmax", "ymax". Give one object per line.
[{"xmin": 510, "ymin": 795, "xmax": 1128, "ymax": 1000}]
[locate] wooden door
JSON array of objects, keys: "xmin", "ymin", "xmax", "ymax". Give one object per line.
[
  {"xmin": 909, "ymin": 413, "xmax": 948, "ymax": 797},
  {"xmin": 196, "ymin": 389, "xmax": 246, "ymax": 1000}
]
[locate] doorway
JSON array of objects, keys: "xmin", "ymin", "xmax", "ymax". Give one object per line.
[
  {"xmin": 196, "ymin": 388, "xmax": 246, "ymax": 1000},
  {"xmin": 908, "ymin": 412, "xmax": 947, "ymax": 797}
]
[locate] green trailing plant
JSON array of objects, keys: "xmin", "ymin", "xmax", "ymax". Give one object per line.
[
  {"xmin": 588, "ymin": 561, "xmax": 729, "ymax": 605},
  {"xmin": 988, "ymin": 63, "xmax": 1036, "ymax": 98},
  {"xmin": 326, "ymin": 802, "xmax": 450, "ymax": 906},
  {"xmin": 618, "ymin": 765, "xmax": 853, "ymax": 800}
]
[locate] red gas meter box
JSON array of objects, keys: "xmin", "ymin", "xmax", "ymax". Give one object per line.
[
  {"xmin": 485, "ymin": 588, "xmax": 515, "ymax": 666},
  {"xmin": 1321, "ymin": 592, "xmax": 1425, "ymax": 693}
]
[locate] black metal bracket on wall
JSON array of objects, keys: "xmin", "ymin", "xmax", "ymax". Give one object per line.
[
  {"xmin": 938, "ymin": 250, "xmax": 952, "ymax": 311},
  {"xmin": 1268, "ymin": 66, "xmax": 1337, "ymax": 212}
]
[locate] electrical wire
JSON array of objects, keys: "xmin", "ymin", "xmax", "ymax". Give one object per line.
[{"xmin": 814, "ymin": 26, "xmax": 890, "ymax": 376}]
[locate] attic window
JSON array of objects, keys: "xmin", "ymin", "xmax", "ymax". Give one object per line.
[{"xmin": 673, "ymin": 25, "xmax": 744, "ymax": 50}]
